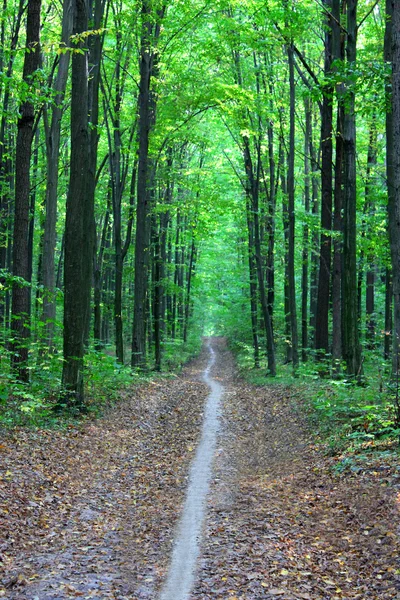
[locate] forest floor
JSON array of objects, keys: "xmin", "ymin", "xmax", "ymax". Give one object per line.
[{"xmin": 1, "ymin": 337, "xmax": 400, "ymax": 599}]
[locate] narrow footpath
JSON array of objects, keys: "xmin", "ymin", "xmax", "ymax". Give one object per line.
[{"xmin": 1, "ymin": 338, "xmax": 399, "ymax": 599}]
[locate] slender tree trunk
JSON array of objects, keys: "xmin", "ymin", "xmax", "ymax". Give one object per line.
[
  {"xmin": 302, "ymin": 97, "xmax": 311, "ymax": 362},
  {"xmin": 0, "ymin": 0, "xmax": 25, "ymax": 331},
  {"xmin": 280, "ymin": 142, "xmax": 292, "ymax": 363},
  {"xmin": 243, "ymin": 136, "xmax": 276, "ymax": 376},
  {"xmin": 287, "ymin": 42, "xmax": 299, "ymax": 369},
  {"xmin": 94, "ymin": 192, "xmax": 111, "ymax": 349},
  {"xmin": 341, "ymin": 0, "xmax": 361, "ymax": 378},
  {"xmin": 266, "ymin": 89, "xmax": 276, "ymax": 320},
  {"xmin": 315, "ymin": 0, "xmax": 334, "ymax": 355},
  {"xmin": 331, "ymin": 0, "xmax": 343, "ymax": 366},
  {"xmin": 384, "ymin": 267, "xmax": 393, "ymax": 360},
  {"xmin": 364, "ymin": 118, "xmax": 378, "ymax": 348},
  {"xmin": 309, "ymin": 112, "xmax": 320, "ymax": 341},
  {"xmin": 183, "ymin": 238, "xmax": 196, "ymax": 344},
  {"xmin": 132, "ymin": 1, "xmax": 164, "ymax": 368},
  {"xmin": 11, "ymin": 0, "xmax": 41, "ymax": 381},
  {"xmin": 41, "ymin": 0, "xmax": 73, "ymax": 351},
  {"xmin": 246, "ymin": 196, "xmax": 260, "ymax": 368},
  {"xmin": 385, "ymin": 0, "xmax": 394, "ymax": 365},
  {"xmin": 62, "ymin": 0, "xmax": 92, "ymax": 405}
]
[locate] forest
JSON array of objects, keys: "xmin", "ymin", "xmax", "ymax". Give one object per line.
[
  {"xmin": 2, "ymin": 1, "xmax": 400, "ymax": 598},
  {"xmin": 0, "ymin": 0, "xmax": 398, "ymax": 432}
]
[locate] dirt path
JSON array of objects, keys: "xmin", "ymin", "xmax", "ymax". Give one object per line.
[
  {"xmin": 160, "ymin": 341, "xmax": 223, "ymax": 600},
  {"xmin": 1, "ymin": 338, "xmax": 400, "ymax": 599}
]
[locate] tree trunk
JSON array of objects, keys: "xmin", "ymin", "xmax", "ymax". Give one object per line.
[
  {"xmin": 385, "ymin": 0, "xmax": 394, "ymax": 365},
  {"xmin": 315, "ymin": 0, "xmax": 334, "ymax": 355},
  {"xmin": 62, "ymin": 0, "xmax": 92, "ymax": 405},
  {"xmin": 341, "ymin": 0, "xmax": 361, "ymax": 378},
  {"xmin": 287, "ymin": 42, "xmax": 299, "ymax": 369},
  {"xmin": 302, "ymin": 97, "xmax": 311, "ymax": 362},
  {"xmin": 246, "ymin": 196, "xmax": 260, "ymax": 368},
  {"xmin": 132, "ymin": 1, "xmax": 164, "ymax": 368},
  {"xmin": 41, "ymin": 0, "xmax": 73, "ymax": 351},
  {"xmin": 11, "ymin": 0, "xmax": 41, "ymax": 381},
  {"xmin": 243, "ymin": 136, "xmax": 276, "ymax": 376}
]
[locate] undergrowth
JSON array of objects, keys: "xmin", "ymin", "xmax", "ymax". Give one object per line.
[
  {"xmin": 229, "ymin": 339, "xmax": 400, "ymax": 457},
  {"xmin": 0, "ymin": 332, "xmax": 202, "ymax": 429}
]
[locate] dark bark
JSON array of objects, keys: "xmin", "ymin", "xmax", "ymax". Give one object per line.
[
  {"xmin": 287, "ymin": 42, "xmax": 299, "ymax": 369},
  {"xmin": 332, "ymin": 99, "xmax": 344, "ymax": 364},
  {"xmin": 302, "ymin": 98, "xmax": 311, "ymax": 362},
  {"xmin": 266, "ymin": 87, "xmax": 276, "ymax": 321},
  {"xmin": 364, "ymin": 118, "xmax": 378, "ymax": 348},
  {"xmin": 341, "ymin": 0, "xmax": 362, "ymax": 377},
  {"xmin": 132, "ymin": 1, "xmax": 165, "ymax": 368},
  {"xmin": 385, "ymin": 0, "xmax": 394, "ymax": 365},
  {"xmin": 246, "ymin": 196, "xmax": 260, "ymax": 368},
  {"xmin": 384, "ymin": 267, "xmax": 393, "ymax": 360},
  {"xmin": 94, "ymin": 190, "xmax": 111, "ymax": 349},
  {"xmin": 243, "ymin": 135, "xmax": 276, "ymax": 376},
  {"xmin": 11, "ymin": 0, "xmax": 41, "ymax": 381},
  {"xmin": 315, "ymin": 0, "xmax": 334, "ymax": 355},
  {"xmin": 62, "ymin": 0, "xmax": 92, "ymax": 405},
  {"xmin": 0, "ymin": 0, "xmax": 25, "ymax": 331},
  {"xmin": 41, "ymin": 0, "xmax": 73, "ymax": 351},
  {"xmin": 331, "ymin": 0, "xmax": 344, "ymax": 366},
  {"xmin": 280, "ymin": 141, "xmax": 292, "ymax": 363},
  {"xmin": 309, "ymin": 111, "xmax": 320, "ymax": 341}
]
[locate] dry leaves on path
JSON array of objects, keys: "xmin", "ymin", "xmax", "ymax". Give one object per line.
[
  {"xmin": 0, "ymin": 351, "xmax": 210, "ymax": 599},
  {"xmin": 1, "ymin": 338, "xmax": 399, "ymax": 600},
  {"xmin": 191, "ymin": 339, "xmax": 400, "ymax": 599}
]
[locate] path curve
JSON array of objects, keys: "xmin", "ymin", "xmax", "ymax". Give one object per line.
[{"xmin": 159, "ymin": 340, "xmax": 223, "ymax": 600}]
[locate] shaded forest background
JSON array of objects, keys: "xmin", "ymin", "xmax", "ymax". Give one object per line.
[{"xmin": 1, "ymin": 0, "xmax": 400, "ymax": 445}]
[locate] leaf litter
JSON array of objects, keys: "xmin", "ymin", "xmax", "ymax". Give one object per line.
[{"xmin": 1, "ymin": 337, "xmax": 399, "ymax": 599}]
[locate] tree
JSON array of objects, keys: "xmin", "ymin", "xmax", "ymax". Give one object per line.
[
  {"xmin": 11, "ymin": 0, "xmax": 42, "ymax": 381},
  {"xmin": 62, "ymin": 0, "xmax": 93, "ymax": 404},
  {"xmin": 132, "ymin": 1, "xmax": 166, "ymax": 368},
  {"xmin": 341, "ymin": 0, "xmax": 362, "ymax": 377}
]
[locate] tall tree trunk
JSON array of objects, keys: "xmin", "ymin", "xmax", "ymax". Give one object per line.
[
  {"xmin": 280, "ymin": 141, "xmax": 292, "ymax": 363},
  {"xmin": 309, "ymin": 111, "xmax": 320, "ymax": 341},
  {"xmin": 62, "ymin": 0, "xmax": 92, "ymax": 405},
  {"xmin": 246, "ymin": 196, "xmax": 260, "ymax": 368},
  {"xmin": 341, "ymin": 0, "xmax": 361, "ymax": 377},
  {"xmin": 332, "ymin": 99, "xmax": 344, "ymax": 364},
  {"xmin": 243, "ymin": 136, "xmax": 276, "ymax": 376},
  {"xmin": 266, "ymin": 88, "xmax": 276, "ymax": 321},
  {"xmin": 385, "ymin": 0, "xmax": 394, "ymax": 363},
  {"xmin": 0, "ymin": 0, "xmax": 25, "ymax": 331},
  {"xmin": 132, "ymin": 1, "xmax": 164, "ymax": 368},
  {"xmin": 364, "ymin": 118, "xmax": 378, "ymax": 348},
  {"xmin": 94, "ymin": 191, "xmax": 111, "ymax": 349},
  {"xmin": 331, "ymin": 0, "xmax": 343, "ymax": 366},
  {"xmin": 302, "ymin": 97, "xmax": 311, "ymax": 362},
  {"xmin": 388, "ymin": 0, "xmax": 400, "ymax": 375},
  {"xmin": 41, "ymin": 0, "xmax": 73, "ymax": 351},
  {"xmin": 11, "ymin": 0, "xmax": 41, "ymax": 381},
  {"xmin": 315, "ymin": 0, "xmax": 334, "ymax": 355},
  {"xmin": 287, "ymin": 42, "xmax": 299, "ymax": 369}
]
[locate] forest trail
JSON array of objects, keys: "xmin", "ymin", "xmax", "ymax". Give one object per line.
[{"xmin": 1, "ymin": 338, "xmax": 400, "ymax": 599}]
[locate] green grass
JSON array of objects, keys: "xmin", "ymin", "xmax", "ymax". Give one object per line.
[{"xmin": 229, "ymin": 340, "xmax": 400, "ymax": 455}]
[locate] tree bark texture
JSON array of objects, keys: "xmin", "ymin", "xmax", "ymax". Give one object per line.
[
  {"xmin": 62, "ymin": 0, "xmax": 92, "ymax": 404},
  {"xmin": 11, "ymin": 0, "xmax": 41, "ymax": 381},
  {"xmin": 315, "ymin": 0, "xmax": 334, "ymax": 355},
  {"xmin": 341, "ymin": 0, "xmax": 361, "ymax": 377},
  {"xmin": 42, "ymin": 0, "xmax": 73, "ymax": 351},
  {"xmin": 132, "ymin": 1, "xmax": 164, "ymax": 368}
]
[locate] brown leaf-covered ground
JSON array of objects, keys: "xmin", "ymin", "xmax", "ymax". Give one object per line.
[
  {"xmin": 191, "ymin": 338, "xmax": 400, "ymax": 599},
  {"xmin": 1, "ymin": 337, "xmax": 400, "ymax": 599}
]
